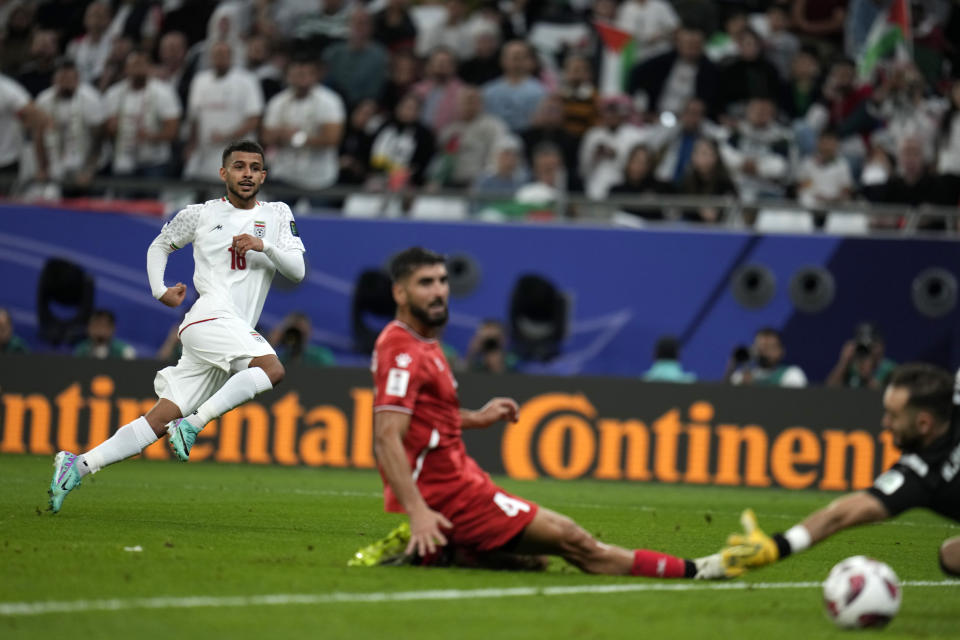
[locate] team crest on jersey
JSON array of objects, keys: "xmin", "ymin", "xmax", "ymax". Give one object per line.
[
  {"xmin": 395, "ymin": 353, "xmax": 412, "ymax": 368},
  {"xmin": 250, "ymin": 331, "xmax": 265, "ymax": 343},
  {"xmin": 254, "ymin": 221, "xmax": 266, "ymax": 238}
]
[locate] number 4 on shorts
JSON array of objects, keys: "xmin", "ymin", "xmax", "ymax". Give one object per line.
[{"xmin": 494, "ymin": 492, "xmax": 531, "ymax": 517}]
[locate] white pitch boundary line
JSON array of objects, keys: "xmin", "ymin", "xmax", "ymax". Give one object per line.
[{"xmin": 3, "ymin": 580, "xmax": 959, "ymax": 617}]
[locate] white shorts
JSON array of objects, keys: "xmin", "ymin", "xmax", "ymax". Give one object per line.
[{"xmin": 153, "ymin": 316, "xmax": 275, "ymax": 415}]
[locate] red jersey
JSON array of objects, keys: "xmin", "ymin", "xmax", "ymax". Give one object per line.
[{"xmin": 372, "ymin": 320, "xmax": 488, "ymax": 512}]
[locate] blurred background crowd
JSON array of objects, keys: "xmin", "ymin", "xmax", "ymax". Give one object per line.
[{"xmin": 1, "ymin": 0, "xmax": 959, "ymax": 229}]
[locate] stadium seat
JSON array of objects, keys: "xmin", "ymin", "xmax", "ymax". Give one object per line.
[
  {"xmin": 343, "ymin": 194, "xmax": 403, "ymax": 218},
  {"xmin": 824, "ymin": 212, "xmax": 870, "ymax": 235},
  {"xmin": 508, "ymin": 274, "xmax": 567, "ymax": 362},
  {"xmin": 36, "ymin": 258, "xmax": 95, "ymax": 347},
  {"xmin": 409, "ymin": 196, "xmax": 469, "ymax": 221},
  {"xmin": 754, "ymin": 209, "xmax": 816, "ymax": 233},
  {"xmin": 351, "ymin": 269, "xmax": 396, "ymax": 354}
]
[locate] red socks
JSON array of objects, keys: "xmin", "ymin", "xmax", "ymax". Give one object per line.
[{"xmin": 630, "ymin": 549, "xmax": 691, "ymax": 578}]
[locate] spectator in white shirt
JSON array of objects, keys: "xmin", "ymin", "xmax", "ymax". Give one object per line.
[
  {"xmin": 103, "ymin": 49, "xmax": 181, "ymax": 177},
  {"xmin": 579, "ymin": 96, "xmax": 648, "ymax": 199},
  {"xmin": 417, "ymin": 0, "xmax": 497, "ymax": 60},
  {"xmin": 67, "ymin": 1, "xmax": 114, "ymax": 85},
  {"xmin": 720, "ymin": 96, "xmax": 796, "ymax": 201},
  {"xmin": 153, "ymin": 31, "xmax": 192, "ymax": 109},
  {"xmin": 937, "ymin": 79, "xmax": 960, "ymax": 175},
  {"xmin": 262, "ymin": 58, "xmax": 345, "ymax": 195},
  {"xmin": 35, "ymin": 59, "xmax": 105, "ymax": 194},
  {"xmin": 615, "ymin": 0, "xmax": 679, "ymax": 63},
  {"xmin": 797, "ymin": 129, "xmax": 853, "ymax": 210},
  {"xmin": 0, "ymin": 73, "xmax": 48, "ymax": 177},
  {"xmin": 183, "ymin": 41, "xmax": 263, "ymax": 180},
  {"xmin": 434, "ymin": 84, "xmax": 507, "ymax": 187}
]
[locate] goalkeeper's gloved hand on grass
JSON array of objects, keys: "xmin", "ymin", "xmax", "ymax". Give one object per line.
[{"xmin": 723, "ymin": 508, "xmax": 781, "ymax": 569}]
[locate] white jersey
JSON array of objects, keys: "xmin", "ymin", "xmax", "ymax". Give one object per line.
[
  {"xmin": 263, "ymin": 85, "xmax": 344, "ymax": 189},
  {"xmin": 36, "ymin": 83, "xmax": 105, "ymax": 178},
  {"xmin": 103, "ymin": 78, "xmax": 181, "ymax": 173},
  {"xmin": 0, "ymin": 74, "xmax": 29, "ymax": 166},
  {"xmin": 184, "ymin": 68, "xmax": 264, "ymax": 179},
  {"xmin": 152, "ymin": 198, "xmax": 305, "ymax": 330}
]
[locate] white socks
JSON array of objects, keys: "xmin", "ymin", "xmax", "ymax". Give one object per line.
[
  {"xmin": 79, "ymin": 416, "xmax": 158, "ymax": 476},
  {"xmin": 784, "ymin": 524, "xmax": 812, "ymax": 553},
  {"xmin": 76, "ymin": 368, "xmax": 273, "ymax": 477},
  {"xmin": 189, "ymin": 367, "xmax": 273, "ymax": 428}
]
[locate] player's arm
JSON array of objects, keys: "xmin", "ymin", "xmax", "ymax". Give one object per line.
[
  {"xmin": 800, "ymin": 492, "xmax": 889, "ymax": 544},
  {"xmin": 725, "ymin": 492, "xmax": 889, "ymax": 569},
  {"xmin": 308, "ymin": 121, "xmax": 343, "ymax": 149},
  {"xmin": 147, "ymin": 208, "xmax": 198, "ymax": 306},
  {"xmin": 459, "ymin": 397, "xmax": 519, "ymax": 429},
  {"xmin": 373, "ymin": 410, "xmax": 453, "ymax": 556},
  {"xmin": 232, "ymin": 234, "xmax": 305, "ymax": 283}
]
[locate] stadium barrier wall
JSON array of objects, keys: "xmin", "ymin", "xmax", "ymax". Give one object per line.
[
  {"xmin": 2, "ymin": 204, "xmax": 959, "ymax": 381},
  {"xmin": 1, "ymin": 356, "xmax": 891, "ymax": 492}
]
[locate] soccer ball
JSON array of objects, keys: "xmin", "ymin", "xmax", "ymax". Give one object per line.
[{"xmin": 822, "ymin": 556, "xmax": 902, "ymax": 629}]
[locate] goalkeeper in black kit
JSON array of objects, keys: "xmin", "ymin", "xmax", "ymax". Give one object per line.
[{"xmin": 721, "ymin": 363, "xmax": 960, "ymax": 577}]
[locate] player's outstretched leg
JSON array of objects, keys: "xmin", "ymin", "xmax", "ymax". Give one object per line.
[
  {"xmin": 46, "ymin": 400, "xmax": 181, "ymax": 514},
  {"xmin": 167, "ymin": 356, "xmax": 282, "ymax": 461},
  {"xmin": 512, "ymin": 507, "xmax": 741, "ymax": 579}
]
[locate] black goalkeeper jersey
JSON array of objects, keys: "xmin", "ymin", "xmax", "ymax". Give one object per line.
[{"xmin": 867, "ymin": 420, "xmax": 960, "ymax": 522}]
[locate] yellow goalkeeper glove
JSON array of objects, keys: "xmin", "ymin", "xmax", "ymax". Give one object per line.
[{"xmin": 723, "ymin": 508, "xmax": 781, "ymax": 569}]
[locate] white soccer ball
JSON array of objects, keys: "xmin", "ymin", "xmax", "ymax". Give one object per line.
[{"xmin": 822, "ymin": 556, "xmax": 902, "ymax": 629}]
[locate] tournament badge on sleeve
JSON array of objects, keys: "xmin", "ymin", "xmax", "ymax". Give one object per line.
[{"xmin": 254, "ymin": 221, "xmax": 266, "ymax": 238}]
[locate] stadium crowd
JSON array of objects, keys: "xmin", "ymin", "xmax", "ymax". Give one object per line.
[{"xmin": 0, "ymin": 0, "xmax": 959, "ymax": 228}]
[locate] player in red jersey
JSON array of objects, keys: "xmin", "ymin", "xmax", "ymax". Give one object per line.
[{"xmin": 362, "ymin": 247, "xmax": 736, "ymax": 579}]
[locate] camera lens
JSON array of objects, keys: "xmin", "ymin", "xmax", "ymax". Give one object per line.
[{"xmin": 481, "ymin": 337, "xmax": 501, "ymax": 353}]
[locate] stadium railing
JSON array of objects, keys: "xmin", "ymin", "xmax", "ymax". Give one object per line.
[{"xmin": 2, "ymin": 174, "xmax": 958, "ymax": 235}]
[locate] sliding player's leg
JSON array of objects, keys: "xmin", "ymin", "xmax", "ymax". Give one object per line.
[{"xmin": 512, "ymin": 506, "xmax": 735, "ymax": 579}]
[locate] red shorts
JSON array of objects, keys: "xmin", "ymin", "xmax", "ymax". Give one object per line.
[{"xmin": 433, "ymin": 480, "xmax": 539, "ymax": 552}]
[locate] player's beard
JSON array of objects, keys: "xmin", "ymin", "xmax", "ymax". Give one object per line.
[
  {"xmin": 892, "ymin": 430, "xmax": 923, "ymax": 452},
  {"xmin": 228, "ymin": 180, "xmax": 261, "ymax": 204},
  {"xmin": 410, "ymin": 298, "xmax": 448, "ymax": 328}
]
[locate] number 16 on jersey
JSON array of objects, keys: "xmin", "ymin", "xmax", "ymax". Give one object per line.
[{"xmin": 227, "ymin": 246, "xmax": 247, "ymax": 270}]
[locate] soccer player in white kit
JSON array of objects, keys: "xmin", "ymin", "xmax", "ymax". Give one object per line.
[{"xmin": 48, "ymin": 139, "xmax": 306, "ymax": 513}]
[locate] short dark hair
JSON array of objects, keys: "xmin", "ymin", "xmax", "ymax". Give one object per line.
[
  {"xmin": 888, "ymin": 363, "xmax": 955, "ymax": 425},
  {"xmin": 90, "ymin": 308, "xmax": 116, "ymax": 325},
  {"xmin": 54, "ymin": 57, "xmax": 77, "ymax": 72},
  {"xmin": 221, "ymin": 140, "xmax": 265, "ymax": 167},
  {"xmin": 389, "ymin": 247, "xmax": 446, "ymax": 282},
  {"xmin": 654, "ymin": 335, "xmax": 680, "ymax": 361}
]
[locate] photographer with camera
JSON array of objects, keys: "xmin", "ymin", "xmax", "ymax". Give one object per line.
[
  {"xmin": 268, "ymin": 311, "xmax": 337, "ymax": 368},
  {"xmin": 826, "ymin": 322, "xmax": 896, "ymax": 389},
  {"xmin": 642, "ymin": 335, "xmax": 696, "ymax": 383},
  {"xmin": 465, "ymin": 319, "xmax": 517, "ymax": 374},
  {"xmin": 725, "ymin": 327, "xmax": 807, "ymax": 387}
]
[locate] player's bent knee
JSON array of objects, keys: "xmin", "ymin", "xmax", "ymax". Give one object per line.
[{"xmin": 938, "ymin": 538, "xmax": 960, "ymax": 576}]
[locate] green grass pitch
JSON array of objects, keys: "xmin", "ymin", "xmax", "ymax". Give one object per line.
[{"xmin": 2, "ymin": 454, "xmax": 958, "ymax": 639}]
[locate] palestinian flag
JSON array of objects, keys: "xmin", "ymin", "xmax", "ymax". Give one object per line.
[
  {"xmin": 594, "ymin": 21, "xmax": 636, "ymax": 95},
  {"xmin": 857, "ymin": 0, "xmax": 912, "ymax": 82}
]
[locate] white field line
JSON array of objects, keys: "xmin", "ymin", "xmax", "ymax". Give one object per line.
[{"xmin": 2, "ymin": 580, "xmax": 959, "ymax": 617}]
